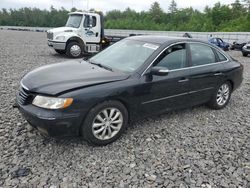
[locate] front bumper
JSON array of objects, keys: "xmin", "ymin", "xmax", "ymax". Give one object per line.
[
  {"xmin": 17, "ymin": 103, "xmax": 82, "ymax": 137},
  {"xmin": 47, "ymin": 40, "xmax": 66, "ymax": 50}
]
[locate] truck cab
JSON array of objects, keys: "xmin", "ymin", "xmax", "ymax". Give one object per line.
[{"xmin": 47, "ymin": 11, "xmax": 108, "ymax": 58}]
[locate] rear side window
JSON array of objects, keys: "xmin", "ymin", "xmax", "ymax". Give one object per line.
[
  {"xmin": 154, "ymin": 43, "xmax": 187, "ymax": 70},
  {"xmin": 190, "ymin": 43, "xmax": 216, "ymax": 66},
  {"xmin": 217, "ymin": 51, "xmax": 227, "ymax": 62}
]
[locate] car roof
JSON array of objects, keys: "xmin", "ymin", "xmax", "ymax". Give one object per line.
[
  {"xmin": 128, "ymin": 35, "xmax": 207, "ymax": 45},
  {"xmin": 127, "ymin": 35, "xmax": 232, "ymax": 61},
  {"xmin": 68, "ymin": 11, "xmax": 98, "ymax": 16}
]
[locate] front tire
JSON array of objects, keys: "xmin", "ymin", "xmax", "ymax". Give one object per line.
[
  {"xmin": 66, "ymin": 42, "xmax": 83, "ymax": 58},
  {"xmin": 208, "ymin": 82, "xmax": 232, "ymax": 110},
  {"xmin": 81, "ymin": 101, "xmax": 128, "ymax": 146}
]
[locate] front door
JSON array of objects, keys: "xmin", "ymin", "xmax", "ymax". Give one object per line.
[
  {"xmin": 83, "ymin": 14, "xmax": 101, "ymax": 43},
  {"xmin": 138, "ymin": 43, "xmax": 192, "ymax": 116}
]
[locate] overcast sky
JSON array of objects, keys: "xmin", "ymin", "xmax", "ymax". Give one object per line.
[{"xmin": 0, "ymin": 0, "xmax": 236, "ymax": 12}]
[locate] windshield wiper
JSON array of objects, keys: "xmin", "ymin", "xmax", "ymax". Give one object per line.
[{"xmin": 88, "ymin": 61, "xmax": 113, "ymax": 72}]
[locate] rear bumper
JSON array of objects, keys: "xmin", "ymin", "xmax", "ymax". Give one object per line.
[
  {"xmin": 48, "ymin": 40, "xmax": 66, "ymax": 50},
  {"xmin": 17, "ymin": 103, "xmax": 82, "ymax": 137}
]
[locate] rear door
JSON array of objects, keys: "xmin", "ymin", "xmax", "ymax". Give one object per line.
[{"xmin": 187, "ymin": 42, "xmax": 226, "ymax": 105}]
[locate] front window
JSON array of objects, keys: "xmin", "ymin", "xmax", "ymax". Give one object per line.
[
  {"xmin": 84, "ymin": 15, "xmax": 97, "ymax": 28},
  {"xmin": 66, "ymin": 14, "xmax": 82, "ymax": 28},
  {"xmin": 89, "ymin": 39, "xmax": 159, "ymax": 73},
  {"xmin": 154, "ymin": 43, "xmax": 187, "ymax": 70}
]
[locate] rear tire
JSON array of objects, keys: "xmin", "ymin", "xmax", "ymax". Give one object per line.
[
  {"xmin": 208, "ymin": 82, "xmax": 232, "ymax": 110},
  {"xmin": 66, "ymin": 42, "xmax": 83, "ymax": 58},
  {"xmin": 81, "ymin": 101, "xmax": 128, "ymax": 146},
  {"xmin": 55, "ymin": 49, "xmax": 66, "ymax": 54}
]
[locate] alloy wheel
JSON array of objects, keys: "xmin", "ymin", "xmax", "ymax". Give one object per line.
[
  {"xmin": 92, "ymin": 108, "xmax": 123, "ymax": 140},
  {"xmin": 216, "ymin": 83, "xmax": 230, "ymax": 106}
]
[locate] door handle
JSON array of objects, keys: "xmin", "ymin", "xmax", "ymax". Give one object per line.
[
  {"xmin": 214, "ymin": 72, "xmax": 223, "ymax": 76},
  {"xmin": 178, "ymin": 78, "xmax": 189, "ymax": 83}
]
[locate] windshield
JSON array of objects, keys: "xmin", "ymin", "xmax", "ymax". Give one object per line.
[
  {"xmin": 65, "ymin": 14, "xmax": 82, "ymax": 28},
  {"xmin": 89, "ymin": 39, "xmax": 159, "ymax": 73}
]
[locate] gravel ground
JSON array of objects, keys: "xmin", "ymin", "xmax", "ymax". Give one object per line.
[{"xmin": 0, "ymin": 30, "xmax": 249, "ymax": 188}]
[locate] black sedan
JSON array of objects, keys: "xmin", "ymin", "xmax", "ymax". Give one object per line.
[{"xmin": 16, "ymin": 36, "xmax": 243, "ymax": 146}]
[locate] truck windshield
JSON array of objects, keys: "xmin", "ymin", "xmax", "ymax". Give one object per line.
[
  {"xmin": 89, "ymin": 39, "xmax": 159, "ymax": 73},
  {"xmin": 66, "ymin": 14, "xmax": 82, "ymax": 28}
]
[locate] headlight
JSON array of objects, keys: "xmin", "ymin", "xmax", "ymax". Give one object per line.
[
  {"xmin": 32, "ymin": 95, "xmax": 73, "ymax": 109},
  {"xmin": 243, "ymin": 45, "xmax": 247, "ymax": 49},
  {"xmin": 55, "ymin": 36, "xmax": 65, "ymax": 41}
]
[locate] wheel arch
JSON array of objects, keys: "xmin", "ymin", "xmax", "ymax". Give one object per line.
[
  {"xmin": 109, "ymin": 98, "xmax": 131, "ymax": 120},
  {"xmin": 226, "ymin": 79, "xmax": 234, "ymax": 91},
  {"xmin": 78, "ymin": 97, "xmax": 131, "ymax": 136},
  {"xmin": 66, "ymin": 36, "xmax": 85, "ymax": 49}
]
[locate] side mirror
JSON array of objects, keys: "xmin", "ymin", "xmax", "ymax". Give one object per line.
[{"xmin": 150, "ymin": 66, "xmax": 170, "ymax": 76}]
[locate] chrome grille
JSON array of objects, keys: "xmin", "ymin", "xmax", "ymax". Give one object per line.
[
  {"xmin": 47, "ymin": 32, "xmax": 53, "ymax": 40},
  {"xmin": 17, "ymin": 87, "xmax": 33, "ymax": 105}
]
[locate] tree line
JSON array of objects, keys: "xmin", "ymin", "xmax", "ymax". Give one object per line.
[{"xmin": 0, "ymin": 0, "xmax": 250, "ymax": 32}]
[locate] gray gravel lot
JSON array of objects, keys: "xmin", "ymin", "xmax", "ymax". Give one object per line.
[{"xmin": 0, "ymin": 30, "xmax": 249, "ymax": 188}]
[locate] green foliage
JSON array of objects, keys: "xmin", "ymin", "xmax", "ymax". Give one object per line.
[
  {"xmin": 0, "ymin": 0, "xmax": 249, "ymax": 32},
  {"xmin": 104, "ymin": 0, "xmax": 250, "ymax": 32},
  {"xmin": 0, "ymin": 7, "xmax": 68, "ymax": 27}
]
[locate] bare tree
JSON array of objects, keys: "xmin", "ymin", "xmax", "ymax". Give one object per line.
[{"xmin": 169, "ymin": 0, "xmax": 177, "ymax": 13}]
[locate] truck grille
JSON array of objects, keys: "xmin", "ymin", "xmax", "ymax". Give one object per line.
[
  {"xmin": 17, "ymin": 87, "xmax": 34, "ymax": 105},
  {"xmin": 47, "ymin": 32, "xmax": 53, "ymax": 40}
]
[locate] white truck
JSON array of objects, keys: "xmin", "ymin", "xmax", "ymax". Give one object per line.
[{"xmin": 47, "ymin": 11, "xmax": 123, "ymax": 58}]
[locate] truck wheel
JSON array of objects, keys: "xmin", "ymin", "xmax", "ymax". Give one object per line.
[
  {"xmin": 55, "ymin": 49, "xmax": 66, "ymax": 54},
  {"xmin": 66, "ymin": 42, "xmax": 83, "ymax": 58},
  {"xmin": 81, "ymin": 100, "xmax": 128, "ymax": 146}
]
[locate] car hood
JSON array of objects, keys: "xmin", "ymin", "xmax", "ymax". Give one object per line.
[
  {"xmin": 21, "ymin": 60, "xmax": 129, "ymax": 95},
  {"xmin": 48, "ymin": 27, "xmax": 77, "ymax": 33}
]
